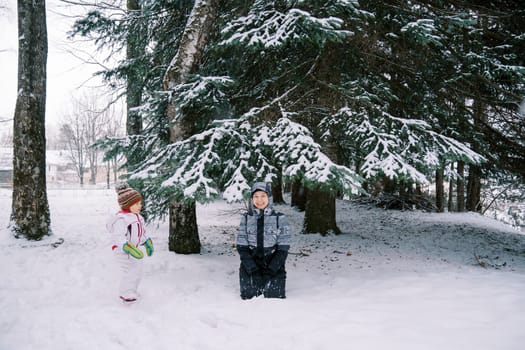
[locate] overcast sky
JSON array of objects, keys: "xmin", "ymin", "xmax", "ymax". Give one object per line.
[{"xmin": 0, "ymin": 0, "xmax": 106, "ymax": 129}]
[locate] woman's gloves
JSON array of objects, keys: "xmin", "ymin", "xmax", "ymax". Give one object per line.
[{"xmin": 267, "ymin": 249, "xmax": 288, "ymax": 275}]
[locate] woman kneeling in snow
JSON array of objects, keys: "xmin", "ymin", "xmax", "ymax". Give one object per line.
[{"xmin": 236, "ymin": 182, "xmax": 291, "ymax": 299}]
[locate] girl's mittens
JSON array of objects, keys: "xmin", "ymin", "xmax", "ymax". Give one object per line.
[
  {"xmin": 123, "ymin": 241, "xmax": 144, "ymax": 259},
  {"xmin": 142, "ymin": 238, "xmax": 154, "ymax": 256}
]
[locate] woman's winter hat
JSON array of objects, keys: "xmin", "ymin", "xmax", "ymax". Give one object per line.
[
  {"xmin": 250, "ymin": 182, "xmax": 272, "ymax": 197},
  {"xmin": 116, "ymin": 182, "xmax": 142, "ymax": 210}
]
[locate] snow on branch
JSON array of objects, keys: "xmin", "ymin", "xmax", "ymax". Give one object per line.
[
  {"xmin": 168, "ymin": 75, "xmax": 234, "ymax": 121},
  {"xmin": 269, "ymin": 117, "xmax": 363, "ymax": 194},
  {"xmin": 220, "ymin": 8, "xmax": 352, "ymax": 48},
  {"xmin": 401, "ymin": 18, "xmax": 443, "ymax": 47},
  {"xmin": 130, "ymin": 126, "xmax": 232, "ymax": 200},
  {"xmin": 338, "ymin": 107, "xmax": 484, "ymax": 183}
]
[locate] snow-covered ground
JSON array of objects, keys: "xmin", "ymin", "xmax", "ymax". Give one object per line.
[{"xmin": 1, "ymin": 188, "xmax": 524, "ymax": 350}]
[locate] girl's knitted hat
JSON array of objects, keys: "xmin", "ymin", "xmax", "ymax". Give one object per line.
[{"xmin": 116, "ymin": 182, "xmax": 142, "ymax": 210}]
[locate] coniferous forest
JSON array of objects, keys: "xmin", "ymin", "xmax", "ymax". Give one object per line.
[{"xmin": 11, "ymin": 0, "xmax": 525, "ymax": 243}]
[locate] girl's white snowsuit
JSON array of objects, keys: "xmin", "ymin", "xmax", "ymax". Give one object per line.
[{"xmin": 106, "ymin": 210, "xmax": 150, "ymax": 299}]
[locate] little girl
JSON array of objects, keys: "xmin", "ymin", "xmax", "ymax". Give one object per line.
[{"xmin": 106, "ymin": 183, "xmax": 154, "ymax": 302}]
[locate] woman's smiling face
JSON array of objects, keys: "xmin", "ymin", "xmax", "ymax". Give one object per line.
[{"xmin": 252, "ymin": 191, "xmax": 269, "ymax": 209}]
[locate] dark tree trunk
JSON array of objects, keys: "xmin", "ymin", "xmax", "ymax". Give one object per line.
[
  {"xmin": 125, "ymin": 0, "xmax": 146, "ymax": 172},
  {"xmin": 168, "ymin": 200, "xmax": 200, "ymax": 253},
  {"xmin": 271, "ymin": 171, "xmax": 285, "ymax": 204},
  {"xmin": 291, "ymin": 179, "xmax": 307, "ymax": 211},
  {"xmin": 448, "ymin": 163, "xmax": 454, "ymax": 212},
  {"xmin": 435, "ymin": 167, "xmax": 445, "ymax": 212},
  {"xmin": 302, "ymin": 42, "xmax": 342, "ymax": 235},
  {"xmin": 466, "ymin": 98, "xmax": 484, "ymax": 213},
  {"xmin": 163, "ymin": 0, "xmax": 219, "ymax": 254},
  {"xmin": 10, "ymin": 0, "xmax": 51, "ymax": 239},
  {"xmin": 466, "ymin": 165, "xmax": 482, "ymax": 212},
  {"xmin": 126, "ymin": 0, "xmax": 144, "ymax": 137},
  {"xmin": 303, "ymin": 187, "xmax": 340, "ymax": 235},
  {"xmin": 106, "ymin": 161, "xmax": 110, "ymax": 189},
  {"xmin": 457, "ymin": 161, "xmax": 465, "ymax": 212}
]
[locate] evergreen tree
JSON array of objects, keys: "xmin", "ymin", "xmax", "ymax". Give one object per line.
[
  {"xmin": 162, "ymin": 0, "xmax": 221, "ymax": 254},
  {"xmin": 74, "ymin": 0, "xmax": 524, "ymax": 241}
]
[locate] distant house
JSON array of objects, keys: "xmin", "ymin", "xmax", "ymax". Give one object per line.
[
  {"xmin": 0, "ymin": 147, "xmax": 12, "ymax": 187},
  {"xmin": 0, "ymin": 147, "xmax": 115, "ymax": 186},
  {"xmin": 46, "ymin": 150, "xmax": 79, "ymax": 183}
]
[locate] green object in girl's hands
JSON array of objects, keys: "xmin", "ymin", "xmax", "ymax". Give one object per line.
[
  {"xmin": 142, "ymin": 238, "xmax": 154, "ymax": 256},
  {"xmin": 123, "ymin": 241, "xmax": 144, "ymax": 259}
]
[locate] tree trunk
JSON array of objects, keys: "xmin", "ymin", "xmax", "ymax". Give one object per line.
[
  {"xmin": 291, "ymin": 179, "xmax": 307, "ymax": 211},
  {"xmin": 106, "ymin": 161, "xmax": 110, "ymax": 189},
  {"xmin": 271, "ymin": 170, "xmax": 285, "ymax": 204},
  {"xmin": 435, "ymin": 167, "xmax": 445, "ymax": 212},
  {"xmin": 168, "ymin": 200, "xmax": 200, "ymax": 253},
  {"xmin": 447, "ymin": 163, "xmax": 454, "ymax": 212},
  {"xmin": 457, "ymin": 161, "xmax": 465, "ymax": 212},
  {"xmin": 466, "ymin": 165, "xmax": 482, "ymax": 212},
  {"xmin": 126, "ymin": 0, "xmax": 145, "ymax": 168},
  {"xmin": 466, "ymin": 98, "xmax": 484, "ymax": 213},
  {"xmin": 302, "ymin": 42, "xmax": 342, "ymax": 234},
  {"xmin": 89, "ymin": 161, "xmax": 97, "ymax": 185},
  {"xmin": 303, "ymin": 186, "xmax": 340, "ymax": 235},
  {"xmin": 10, "ymin": 0, "xmax": 51, "ymax": 239},
  {"xmin": 163, "ymin": 0, "xmax": 219, "ymax": 254}
]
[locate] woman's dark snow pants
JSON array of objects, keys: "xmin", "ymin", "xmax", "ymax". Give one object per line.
[{"xmin": 239, "ymin": 266, "xmax": 286, "ymax": 299}]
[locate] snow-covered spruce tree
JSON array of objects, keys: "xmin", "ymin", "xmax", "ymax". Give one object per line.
[
  {"xmin": 113, "ymin": 0, "xmax": 365, "ymax": 237},
  {"xmin": 10, "ymin": 0, "xmax": 51, "ymax": 240},
  {"xmin": 213, "ymin": 0, "xmax": 372, "ymax": 234},
  {"xmin": 185, "ymin": 0, "xmax": 485, "ymax": 230},
  {"xmin": 129, "ymin": 109, "xmax": 363, "ymax": 218},
  {"xmin": 162, "ymin": 0, "xmax": 221, "ymax": 254},
  {"xmin": 215, "ymin": 0, "xmax": 480, "ymax": 221},
  {"xmin": 392, "ymin": 1, "xmax": 525, "ymax": 210}
]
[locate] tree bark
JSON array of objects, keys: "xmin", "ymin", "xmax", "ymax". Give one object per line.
[
  {"xmin": 302, "ymin": 42, "xmax": 342, "ymax": 234},
  {"xmin": 126, "ymin": 0, "xmax": 144, "ymax": 137},
  {"xmin": 466, "ymin": 98, "xmax": 484, "ymax": 213},
  {"xmin": 162, "ymin": 0, "xmax": 219, "ymax": 254},
  {"xmin": 303, "ymin": 186, "xmax": 340, "ymax": 235},
  {"xmin": 447, "ymin": 163, "xmax": 454, "ymax": 212},
  {"xmin": 10, "ymin": 0, "xmax": 51, "ymax": 239},
  {"xmin": 168, "ymin": 201, "xmax": 200, "ymax": 253},
  {"xmin": 271, "ymin": 170, "xmax": 285, "ymax": 204},
  {"xmin": 435, "ymin": 166, "xmax": 445, "ymax": 212},
  {"xmin": 466, "ymin": 165, "xmax": 482, "ymax": 212},
  {"xmin": 457, "ymin": 161, "xmax": 465, "ymax": 212}
]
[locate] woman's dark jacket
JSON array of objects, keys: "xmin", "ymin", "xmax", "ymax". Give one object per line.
[{"xmin": 236, "ymin": 205, "xmax": 291, "ymax": 275}]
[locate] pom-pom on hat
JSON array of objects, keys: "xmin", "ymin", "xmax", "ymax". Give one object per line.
[{"xmin": 116, "ymin": 182, "xmax": 142, "ymax": 210}]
